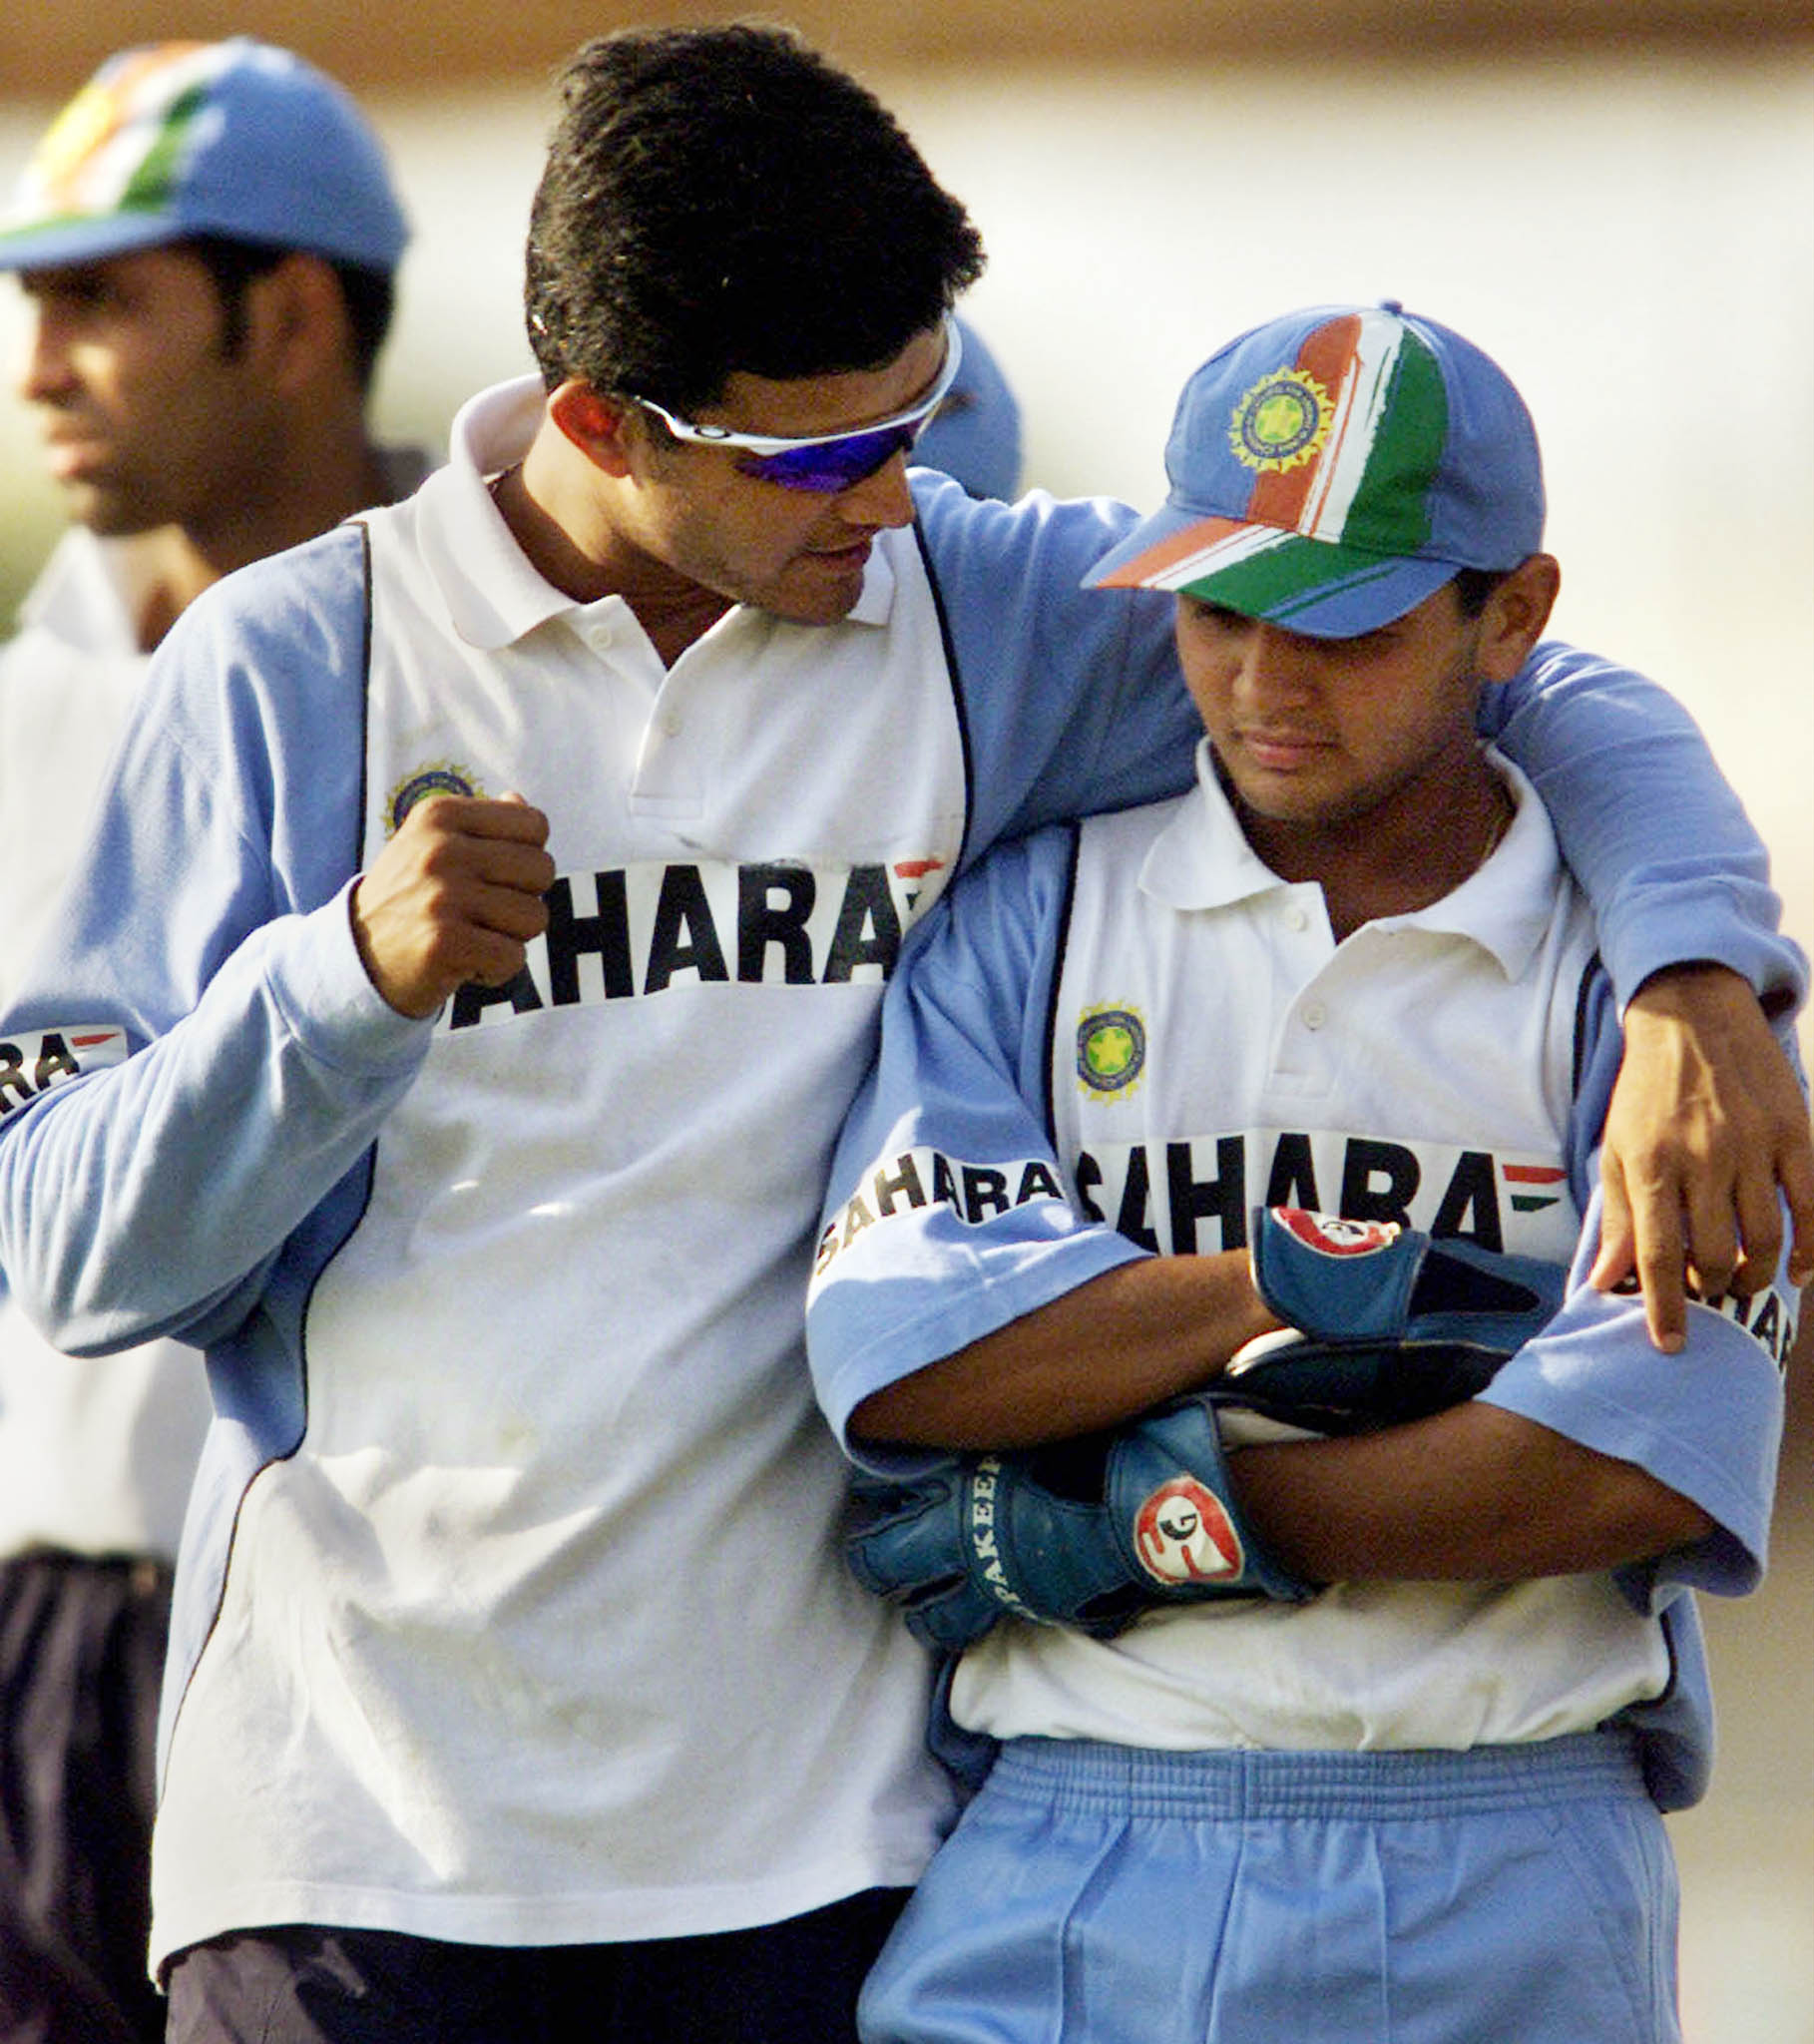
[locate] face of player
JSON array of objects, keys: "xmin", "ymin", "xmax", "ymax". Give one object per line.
[
  {"xmin": 601, "ymin": 323, "xmax": 945, "ymax": 629},
  {"xmin": 13, "ymin": 247, "xmax": 286, "ymax": 538},
  {"xmin": 1176, "ymin": 580, "xmax": 1523, "ymax": 853}
]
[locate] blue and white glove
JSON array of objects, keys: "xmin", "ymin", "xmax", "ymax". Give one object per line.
[
  {"xmin": 1224, "ymin": 1206, "xmax": 1568, "ymax": 1436},
  {"xmin": 845, "ymin": 1395, "xmax": 1313, "ymax": 1651}
]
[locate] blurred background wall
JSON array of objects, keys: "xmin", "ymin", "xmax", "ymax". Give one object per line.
[{"xmin": 2, "ymin": 7, "xmax": 1811, "ymax": 2037}]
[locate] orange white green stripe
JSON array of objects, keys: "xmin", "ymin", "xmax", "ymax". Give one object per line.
[
  {"xmin": 9, "ymin": 43, "xmax": 221, "ymax": 230},
  {"xmin": 1085, "ymin": 300, "xmax": 1542, "ymax": 639}
]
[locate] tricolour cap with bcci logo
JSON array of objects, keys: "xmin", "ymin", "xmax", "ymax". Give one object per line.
[
  {"xmin": 0, "ymin": 38, "xmax": 408, "ymax": 276},
  {"xmin": 1088, "ymin": 301, "xmax": 1543, "ymax": 638}
]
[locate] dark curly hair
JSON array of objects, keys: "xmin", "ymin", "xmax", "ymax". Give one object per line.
[{"xmin": 524, "ymin": 22, "xmax": 986, "ymax": 409}]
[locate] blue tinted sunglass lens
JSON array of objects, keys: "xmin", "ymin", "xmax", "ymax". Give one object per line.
[{"xmin": 738, "ymin": 424, "xmax": 919, "ymax": 492}]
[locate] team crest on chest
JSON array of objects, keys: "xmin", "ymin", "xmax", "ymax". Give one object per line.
[
  {"xmin": 385, "ymin": 762, "xmax": 485, "ymax": 836},
  {"xmin": 1076, "ymin": 1005, "xmax": 1147, "ymax": 1100}
]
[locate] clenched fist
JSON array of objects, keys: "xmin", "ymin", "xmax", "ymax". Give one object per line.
[{"xmin": 350, "ymin": 792, "xmax": 556, "ymax": 1018}]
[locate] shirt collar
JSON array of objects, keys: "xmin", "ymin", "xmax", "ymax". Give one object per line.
[
  {"xmin": 416, "ymin": 378, "xmax": 579, "ymax": 651},
  {"xmin": 20, "ymin": 529, "xmax": 157, "ymax": 659},
  {"xmin": 417, "ymin": 375, "xmax": 898, "ymax": 653},
  {"xmin": 1139, "ymin": 739, "xmax": 1565, "ymax": 980}
]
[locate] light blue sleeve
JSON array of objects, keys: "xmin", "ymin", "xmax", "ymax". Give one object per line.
[
  {"xmin": 1480, "ymin": 1236, "xmax": 1789, "ymax": 1600},
  {"xmin": 0, "ymin": 529, "xmax": 432, "ymax": 1356},
  {"xmin": 1480, "ymin": 639, "xmax": 1805, "ymax": 1010},
  {"xmin": 806, "ymin": 824, "xmax": 1148, "ymax": 1465},
  {"xmin": 917, "ymin": 475, "xmax": 1803, "ymax": 1012},
  {"xmin": 1482, "ymin": 976, "xmax": 1795, "ymax": 1605},
  {"xmin": 912, "ymin": 475, "xmax": 1200, "ymax": 860}
]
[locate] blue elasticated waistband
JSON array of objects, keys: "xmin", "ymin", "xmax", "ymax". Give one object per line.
[{"xmin": 987, "ymin": 1730, "xmax": 1648, "ymax": 1822}]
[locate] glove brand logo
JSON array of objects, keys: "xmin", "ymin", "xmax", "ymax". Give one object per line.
[
  {"xmin": 968, "ymin": 1458, "xmax": 1042, "ymax": 1622},
  {"xmin": 1277, "ymin": 1208, "xmax": 1401, "ymax": 1259},
  {"xmin": 1076, "ymin": 1004, "xmax": 1146, "ymax": 1098},
  {"xmin": 1134, "ymin": 1476, "xmax": 1242, "ymax": 1585}
]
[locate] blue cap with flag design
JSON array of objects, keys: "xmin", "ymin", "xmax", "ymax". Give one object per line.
[
  {"xmin": 0, "ymin": 39, "xmax": 408, "ymax": 276},
  {"xmin": 1087, "ymin": 301, "xmax": 1544, "ymax": 638}
]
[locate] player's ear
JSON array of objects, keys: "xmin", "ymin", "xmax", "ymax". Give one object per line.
[
  {"xmin": 239, "ymin": 253, "xmax": 347, "ymax": 397},
  {"xmin": 225, "ymin": 251, "xmax": 340, "ymax": 394},
  {"xmin": 1473, "ymin": 554, "xmax": 1561, "ymax": 683},
  {"xmin": 549, "ymin": 380, "xmax": 638, "ymax": 478}
]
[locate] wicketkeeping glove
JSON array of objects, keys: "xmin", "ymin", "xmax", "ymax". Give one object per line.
[
  {"xmin": 844, "ymin": 1395, "xmax": 1313, "ymax": 1652},
  {"xmin": 1223, "ymin": 1206, "xmax": 1569, "ymax": 1435}
]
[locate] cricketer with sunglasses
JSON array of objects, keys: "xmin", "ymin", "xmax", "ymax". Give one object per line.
[{"xmin": 0, "ymin": 23, "xmax": 1805, "ymax": 2044}]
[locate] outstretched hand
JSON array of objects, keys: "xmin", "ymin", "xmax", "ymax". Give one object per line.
[
  {"xmin": 1593, "ymin": 963, "xmax": 1814, "ymax": 1349},
  {"xmin": 350, "ymin": 792, "xmax": 556, "ymax": 1019}
]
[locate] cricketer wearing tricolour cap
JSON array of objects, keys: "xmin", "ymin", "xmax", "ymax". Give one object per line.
[
  {"xmin": 1087, "ymin": 300, "xmax": 1562, "ymax": 904},
  {"xmin": 807, "ymin": 300, "xmax": 1793, "ymax": 2044},
  {"xmin": 0, "ymin": 38, "xmax": 418, "ymax": 2044},
  {"xmin": 0, "ymin": 37, "xmax": 407, "ymax": 274},
  {"xmin": 0, "ymin": 38, "xmax": 412, "ymax": 561},
  {"xmin": 1089, "ymin": 298, "xmax": 1544, "ymax": 635}
]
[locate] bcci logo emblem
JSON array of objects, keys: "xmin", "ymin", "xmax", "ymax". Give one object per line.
[
  {"xmin": 1229, "ymin": 368, "xmax": 1332, "ymax": 474},
  {"xmin": 384, "ymin": 762, "xmax": 483, "ymax": 837},
  {"xmin": 1076, "ymin": 1005, "xmax": 1145, "ymax": 1098}
]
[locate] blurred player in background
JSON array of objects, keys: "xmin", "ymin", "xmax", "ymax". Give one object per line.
[
  {"xmin": 913, "ymin": 316, "xmax": 1022, "ymax": 500},
  {"xmin": 0, "ymin": 40, "xmax": 422, "ymax": 2043}
]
